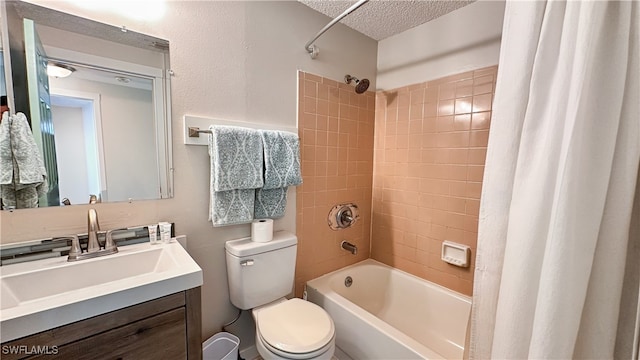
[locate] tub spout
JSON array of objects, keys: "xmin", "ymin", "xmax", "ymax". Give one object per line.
[{"xmin": 341, "ymin": 240, "xmax": 357, "ymax": 255}]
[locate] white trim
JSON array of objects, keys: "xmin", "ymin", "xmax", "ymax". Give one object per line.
[
  {"xmin": 43, "ymin": 45, "xmax": 162, "ymax": 78},
  {"xmin": 45, "ymin": 45, "xmax": 173, "ymax": 200},
  {"xmin": 239, "ymin": 345, "xmax": 259, "ymax": 360},
  {"xmin": 1, "ymin": 4, "xmax": 15, "ymax": 112},
  {"xmin": 162, "ymin": 66, "xmax": 173, "ymax": 198},
  {"xmin": 153, "ymin": 73, "xmax": 168, "ymax": 199},
  {"xmin": 50, "ymin": 88, "xmax": 106, "ymax": 200}
]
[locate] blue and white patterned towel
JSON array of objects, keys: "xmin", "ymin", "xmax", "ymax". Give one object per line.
[
  {"xmin": 0, "ymin": 112, "xmax": 48, "ymax": 186},
  {"xmin": 254, "ymin": 187, "xmax": 287, "ymax": 219},
  {"xmin": 211, "ymin": 189, "xmax": 255, "ymax": 227},
  {"xmin": 208, "ymin": 125, "xmax": 262, "ymax": 226},
  {"xmin": 0, "ymin": 113, "xmax": 48, "ymax": 209},
  {"xmin": 260, "ymin": 130, "xmax": 302, "ymax": 189},
  {"xmin": 0, "ymin": 112, "xmax": 13, "ymax": 185},
  {"xmin": 209, "ymin": 125, "xmax": 264, "ymax": 191}
]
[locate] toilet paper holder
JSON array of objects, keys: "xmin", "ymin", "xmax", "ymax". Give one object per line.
[{"xmin": 328, "ymin": 203, "xmax": 359, "ymax": 230}]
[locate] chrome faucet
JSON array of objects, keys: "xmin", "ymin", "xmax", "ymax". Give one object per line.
[
  {"xmin": 341, "ymin": 240, "xmax": 357, "ymax": 255},
  {"xmin": 67, "ymin": 209, "xmax": 119, "ymax": 262}
]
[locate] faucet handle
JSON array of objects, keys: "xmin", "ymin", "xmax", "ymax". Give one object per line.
[
  {"xmin": 104, "ymin": 228, "xmax": 123, "ymax": 252},
  {"xmin": 62, "ymin": 235, "xmax": 82, "ymax": 261}
]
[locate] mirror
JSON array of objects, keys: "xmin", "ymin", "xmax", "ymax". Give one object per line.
[{"xmin": 1, "ymin": 0, "xmax": 173, "ymax": 209}]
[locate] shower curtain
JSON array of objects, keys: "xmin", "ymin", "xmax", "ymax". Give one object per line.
[{"xmin": 469, "ymin": 1, "xmax": 639, "ymax": 359}]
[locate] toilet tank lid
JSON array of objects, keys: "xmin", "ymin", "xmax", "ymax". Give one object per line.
[{"xmin": 225, "ymin": 231, "xmax": 297, "ymax": 257}]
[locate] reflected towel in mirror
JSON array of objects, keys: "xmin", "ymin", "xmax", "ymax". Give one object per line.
[
  {"xmin": 0, "ymin": 112, "xmax": 48, "ymax": 209},
  {"xmin": 0, "ymin": 112, "xmax": 12, "ymax": 185}
]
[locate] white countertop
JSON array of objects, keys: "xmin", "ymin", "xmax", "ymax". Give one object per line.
[{"xmin": 0, "ymin": 238, "xmax": 202, "ymax": 342}]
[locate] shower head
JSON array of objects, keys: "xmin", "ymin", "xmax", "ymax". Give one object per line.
[{"xmin": 345, "ymin": 74, "xmax": 370, "ymax": 94}]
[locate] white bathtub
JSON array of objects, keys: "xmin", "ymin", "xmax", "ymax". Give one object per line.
[{"xmin": 306, "ymin": 259, "xmax": 471, "ymax": 359}]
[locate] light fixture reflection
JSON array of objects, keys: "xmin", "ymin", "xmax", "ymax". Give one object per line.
[
  {"xmin": 47, "ymin": 63, "xmax": 76, "ymax": 78},
  {"xmin": 115, "ymin": 76, "xmax": 131, "ymax": 84},
  {"xmin": 63, "ymin": 1, "xmax": 166, "ymax": 21}
]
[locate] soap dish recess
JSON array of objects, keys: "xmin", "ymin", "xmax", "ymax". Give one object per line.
[{"xmin": 441, "ymin": 241, "xmax": 470, "ymax": 267}]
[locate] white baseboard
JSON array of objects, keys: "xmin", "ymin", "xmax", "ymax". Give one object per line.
[
  {"xmin": 239, "ymin": 345, "xmax": 259, "ymax": 360},
  {"xmin": 334, "ymin": 346, "xmax": 353, "ymax": 360}
]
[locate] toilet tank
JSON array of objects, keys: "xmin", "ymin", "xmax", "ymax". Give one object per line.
[{"xmin": 225, "ymin": 231, "xmax": 297, "ymax": 310}]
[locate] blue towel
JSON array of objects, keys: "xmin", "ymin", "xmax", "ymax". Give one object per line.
[
  {"xmin": 211, "ymin": 189, "xmax": 255, "ymax": 227},
  {"xmin": 208, "ymin": 125, "xmax": 262, "ymax": 226},
  {"xmin": 260, "ymin": 130, "xmax": 302, "ymax": 189},
  {"xmin": 209, "ymin": 125, "xmax": 264, "ymax": 191},
  {"xmin": 254, "ymin": 187, "xmax": 287, "ymax": 219}
]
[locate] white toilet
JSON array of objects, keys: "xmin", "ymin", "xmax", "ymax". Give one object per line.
[{"xmin": 225, "ymin": 231, "xmax": 336, "ymax": 360}]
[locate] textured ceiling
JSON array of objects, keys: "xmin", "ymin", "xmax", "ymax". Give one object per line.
[{"xmin": 299, "ymin": 0, "xmax": 475, "ymax": 41}]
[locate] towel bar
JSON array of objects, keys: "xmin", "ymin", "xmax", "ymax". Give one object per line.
[
  {"xmin": 188, "ymin": 127, "xmax": 213, "ymax": 138},
  {"xmin": 183, "ymin": 115, "xmax": 297, "ymax": 145}
]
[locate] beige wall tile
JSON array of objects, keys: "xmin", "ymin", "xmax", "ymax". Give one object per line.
[
  {"xmin": 299, "ymin": 66, "xmax": 496, "ymax": 298},
  {"xmin": 296, "ymin": 72, "xmax": 374, "ymax": 297},
  {"xmin": 371, "ymin": 65, "xmax": 497, "ymax": 296}
]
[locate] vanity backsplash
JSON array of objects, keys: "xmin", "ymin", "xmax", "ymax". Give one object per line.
[{"xmin": 0, "ymin": 224, "xmax": 174, "ymax": 266}]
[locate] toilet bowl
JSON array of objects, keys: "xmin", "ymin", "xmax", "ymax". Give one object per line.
[
  {"xmin": 253, "ymin": 298, "xmax": 335, "ymax": 360},
  {"xmin": 224, "ymin": 232, "xmax": 336, "ymax": 359}
]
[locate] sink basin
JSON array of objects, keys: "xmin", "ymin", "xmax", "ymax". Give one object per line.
[
  {"xmin": 2, "ymin": 247, "xmax": 175, "ymax": 308},
  {"xmin": 0, "ymin": 239, "xmax": 202, "ymax": 342}
]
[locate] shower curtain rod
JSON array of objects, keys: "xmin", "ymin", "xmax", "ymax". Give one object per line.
[{"xmin": 305, "ymin": 0, "xmax": 369, "ymax": 59}]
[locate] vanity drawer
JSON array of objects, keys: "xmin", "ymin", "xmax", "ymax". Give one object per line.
[
  {"xmin": 1, "ymin": 287, "xmax": 202, "ymax": 360},
  {"xmin": 32, "ymin": 308, "xmax": 187, "ymax": 360}
]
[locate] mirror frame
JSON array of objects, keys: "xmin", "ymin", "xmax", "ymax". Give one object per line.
[{"xmin": 1, "ymin": 0, "xmax": 174, "ymax": 207}]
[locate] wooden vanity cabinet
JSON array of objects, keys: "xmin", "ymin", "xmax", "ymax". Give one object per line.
[{"xmin": 1, "ymin": 287, "xmax": 202, "ymax": 360}]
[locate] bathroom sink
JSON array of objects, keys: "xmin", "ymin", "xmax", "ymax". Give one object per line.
[{"xmin": 0, "ymin": 240, "xmax": 202, "ymax": 342}]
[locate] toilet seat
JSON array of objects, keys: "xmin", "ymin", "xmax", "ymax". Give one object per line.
[
  {"xmin": 258, "ymin": 331, "xmax": 335, "ymax": 359},
  {"xmin": 256, "ymin": 298, "xmax": 335, "ymax": 357}
]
